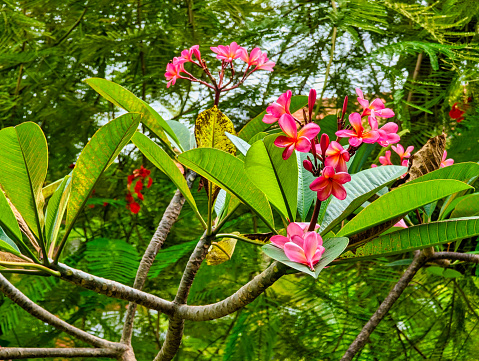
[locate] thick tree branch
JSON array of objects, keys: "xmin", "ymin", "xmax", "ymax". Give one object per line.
[
  {"xmin": 177, "ymin": 261, "xmax": 288, "ymax": 321},
  {"xmin": 340, "ymin": 251, "xmax": 429, "ymax": 361},
  {"xmin": 0, "ymin": 348, "xmax": 119, "ymax": 359},
  {"xmin": 56, "ymin": 263, "xmax": 174, "ymax": 315},
  {"xmin": 0, "ymin": 274, "xmax": 125, "ymax": 351},
  {"xmin": 431, "ymin": 252, "xmax": 479, "ymax": 263},
  {"xmin": 121, "ymin": 171, "xmax": 196, "ymax": 344}
]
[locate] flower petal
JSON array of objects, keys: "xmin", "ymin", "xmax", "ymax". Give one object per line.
[
  {"xmin": 369, "ymin": 98, "xmax": 385, "ymax": 110},
  {"xmin": 282, "ymin": 145, "xmax": 295, "ymax": 160},
  {"xmin": 310, "ymin": 176, "xmax": 329, "ymax": 191},
  {"xmin": 303, "ymin": 232, "xmax": 318, "ymax": 261},
  {"xmin": 317, "ymin": 183, "xmax": 333, "ymax": 201},
  {"xmin": 298, "ymin": 123, "xmax": 321, "ymax": 140},
  {"xmin": 278, "ymin": 114, "xmax": 297, "ymax": 138},
  {"xmin": 349, "ymin": 113, "xmax": 363, "ymax": 133},
  {"xmin": 287, "ymin": 222, "xmax": 304, "ymax": 239},
  {"xmin": 332, "ymin": 171, "xmax": 351, "ymax": 184},
  {"xmin": 331, "ymin": 182, "xmax": 347, "ymax": 200},
  {"xmin": 377, "ymin": 108, "xmax": 395, "ymax": 118},
  {"xmin": 284, "ymin": 242, "xmax": 307, "ymax": 264},
  {"xmin": 270, "ymin": 235, "xmax": 289, "ymax": 249},
  {"xmin": 336, "ymin": 129, "xmax": 357, "ymax": 138},
  {"xmin": 274, "ymin": 136, "xmax": 293, "ymax": 148},
  {"xmin": 295, "ymin": 137, "xmax": 312, "ymax": 153}
]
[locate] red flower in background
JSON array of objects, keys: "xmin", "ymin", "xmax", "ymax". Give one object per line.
[
  {"xmin": 126, "ymin": 165, "xmax": 153, "ymax": 214},
  {"xmin": 449, "ymin": 103, "xmax": 465, "ymax": 122}
]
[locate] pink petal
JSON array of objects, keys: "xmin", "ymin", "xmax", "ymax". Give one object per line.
[
  {"xmin": 282, "ymin": 145, "xmax": 295, "ymax": 160},
  {"xmin": 325, "ymin": 141, "xmax": 343, "ymax": 155},
  {"xmin": 362, "ymin": 130, "xmax": 379, "ymax": 143},
  {"xmin": 284, "ymin": 242, "xmax": 307, "ymax": 264},
  {"xmin": 442, "ymin": 151, "xmax": 447, "ymax": 162},
  {"xmin": 355, "ymin": 88, "xmax": 364, "ymax": 99},
  {"xmin": 278, "ymin": 114, "xmax": 297, "ymax": 138},
  {"xmin": 267, "ymin": 103, "xmax": 286, "ymax": 118},
  {"xmin": 394, "ymin": 219, "xmax": 408, "ymax": 229},
  {"xmin": 335, "ymin": 157, "xmax": 348, "ymax": 173},
  {"xmin": 298, "ymin": 123, "xmax": 321, "ymax": 140},
  {"xmin": 349, "ymin": 136, "xmax": 363, "ymax": 147},
  {"xmin": 358, "ymin": 98, "xmax": 370, "ymax": 109},
  {"xmin": 405, "ymin": 146, "xmax": 414, "ymax": 156},
  {"xmin": 332, "ymin": 172, "xmax": 351, "ymax": 184},
  {"xmin": 349, "ymin": 113, "xmax": 364, "ymax": 134},
  {"xmin": 274, "ymin": 136, "xmax": 293, "ymax": 148},
  {"xmin": 323, "ymin": 166, "xmax": 335, "ymax": 178},
  {"xmin": 369, "ymin": 98, "xmax": 385, "ymax": 111},
  {"xmin": 380, "ymin": 122, "xmax": 398, "ymax": 134},
  {"xmin": 295, "ymin": 137, "xmax": 312, "ymax": 153},
  {"xmin": 290, "ymin": 235, "xmax": 304, "ymax": 248},
  {"xmin": 377, "ymin": 108, "xmax": 395, "ymax": 118},
  {"xmin": 331, "ymin": 182, "xmax": 347, "ymax": 200},
  {"xmin": 309, "ymin": 176, "xmax": 329, "ymax": 191},
  {"xmin": 303, "ymin": 232, "xmax": 319, "ymax": 261},
  {"xmin": 312, "ymin": 246, "xmax": 325, "ymax": 263},
  {"xmin": 325, "ymin": 154, "xmax": 339, "ymax": 169},
  {"xmin": 336, "ymin": 129, "xmax": 357, "ymax": 138},
  {"xmin": 401, "ymin": 159, "xmax": 409, "ymax": 167},
  {"xmin": 270, "ymin": 235, "xmax": 289, "ymax": 249},
  {"xmin": 368, "ymin": 116, "xmax": 378, "ymax": 130},
  {"xmin": 263, "ymin": 113, "xmax": 279, "ymax": 124},
  {"xmin": 287, "ymin": 222, "xmax": 304, "ymax": 239},
  {"xmin": 277, "ymin": 90, "xmax": 292, "ymax": 112},
  {"xmin": 316, "ymin": 183, "xmax": 333, "ymax": 201}
]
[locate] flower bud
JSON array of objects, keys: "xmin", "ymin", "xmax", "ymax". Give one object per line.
[
  {"xmin": 308, "ymin": 89, "xmax": 317, "ymax": 120},
  {"xmin": 320, "ymin": 133, "xmax": 330, "ymax": 157},
  {"xmin": 303, "ymin": 159, "xmax": 313, "ymax": 172}
]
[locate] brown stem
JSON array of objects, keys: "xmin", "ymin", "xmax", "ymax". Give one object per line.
[
  {"xmin": 406, "ymin": 52, "xmax": 423, "ymax": 104},
  {"xmin": 0, "ymin": 348, "xmax": 120, "ymax": 359},
  {"xmin": 121, "ymin": 171, "xmax": 196, "ymax": 344},
  {"xmin": 431, "ymin": 252, "xmax": 479, "ymax": 263},
  {"xmin": 308, "ymin": 197, "xmax": 321, "ymax": 231},
  {"xmin": 340, "ymin": 251, "xmax": 428, "ymax": 361}
]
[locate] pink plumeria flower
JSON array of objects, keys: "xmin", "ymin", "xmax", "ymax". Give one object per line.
[
  {"xmin": 263, "ymin": 90, "xmax": 292, "ymax": 124},
  {"xmin": 401, "ymin": 159, "xmax": 409, "ymax": 167},
  {"xmin": 240, "ymin": 47, "xmax": 263, "ymax": 66},
  {"xmin": 356, "ymin": 88, "xmax": 395, "ymax": 119},
  {"xmin": 165, "ymin": 61, "xmax": 185, "ymax": 88},
  {"xmin": 296, "ymin": 222, "xmax": 320, "ymax": 233},
  {"xmin": 392, "ymin": 144, "xmax": 414, "ymax": 161},
  {"xmin": 255, "ymin": 52, "xmax": 275, "ymax": 71},
  {"xmin": 440, "ymin": 151, "xmax": 454, "ymax": 168},
  {"xmin": 274, "ymin": 114, "xmax": 321, "ymax": 160},
  {"xmin": 210, "ymin": 42, "xmax": 244, "ymax": 62},
  {"xmin": 284, "ymin": 231, "xmax": 325, "ymax": 271},
  {"xmin": 270, "ymin": 222, "xmax": 305, "ymax": 250},
  {"xmin": 325, "ymin": 141, "xmax": 350, "ymax": 173},
  {"xmin": 394, "ymin": 219, "xmax": 408, "ymax": 228},
  {"xmin": 176, "ymin": 45, "xmax": 201, "ymax": 64},
  {"xmin": 310, "ymin": 166, "xmax": 351, "ymax": 201},
  {"xmin": 336, "ymin": 112, "xmax": 379, "ymax": 147},
  {"xmin": 376, "ymin": 121, "xmax": 400, "ymax": 147},
  {"xmin": 379, "ymin": 150, "xmax": 393, "ymax": 166}
]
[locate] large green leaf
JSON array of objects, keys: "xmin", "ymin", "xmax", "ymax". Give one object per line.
[
  {"xmin": 45, "ymin": 175, "xmax": 72, "ymax": 254},
  {"xmin": 337, "ymin": 180, "xmax": 473, "ymax": 237},
  {"xmin": 407, "ymin": 162, "xmax": 479, "ymax": 184},
  {"xmin": 340, "ymin": 217, "xmax": 479, "ymax": 261},
  {"xmin": 238, "ymin": 96, "xmax": 308, "ymax": 141},
  {"xmin": 262, "ymin": 237, "xmax": 349, "ymax": 278},
  {"xmin": 0, "ymin": 122, "xmax": 47, "ymax": 241},
  {"xmin": 165, "ymin": 119, "xmax": 195, "ymax": 152},
  {"xmin": 132, "ymin": 132, "xmax": 205, "ymax": 227},
  {"xmin": 0, "ymin": 191, "xmax": 22, "ymax": 244},
  {"xmin": 244, "ymin": 135, "xmax": 297, "ymax": 221},
  {"xmin": 0, "ymin": 226, "xmax": 22, "ymax": 257},
  {"xmin": 85, "ymin": 78, "xmax": 178, "ymax": 146},
  {"xmin": 450, "ymin": 194, "xmax": 479, "ymax": 218},
  {"xmin": 66, "ymin": 113, "xmax": 141, "ymax": 234},
  {"xmin": 297, "ymin": 152, "xmax": 316, "ymax": 221},
  {"xmin": 320, "ymin": 166, "xmax": 407, "ymax": 235},
  {"xmin": 177, "ymin": 148, "xmax": 275, "ymax": 230}
]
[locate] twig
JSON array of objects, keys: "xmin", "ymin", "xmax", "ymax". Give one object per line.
[
  {"xmin": 431, "ymin": 252, "xmax": 479, "ymax": 264},
  {"xmin": 54, "ymin": 6, "xmax": 88, "ymax": 46},
  {"xmin": 121, "ymin": 171, "xmax": 196, "ymax": 344},
  {"xmin": 340, "ymin": 251, "xmax": 428, "ymax": 361},
  {"xmin": 0, "ymin": 348, "xmax": 120, "ymax": 359}
]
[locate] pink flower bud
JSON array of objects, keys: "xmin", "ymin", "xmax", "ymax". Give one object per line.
[
  {"xmin": 303, "ymin": 159, "xmax": 313, "ymax": 172},
  {"xmin": 320, "ymin": 133, "xmax": 330, "ymax": 157},
  {"xmin": 342, "ymin": 95, "xmax": 348, "ymax": 119},
  {"xmin": 308, "ymin": 89, "xmax": 317, "ymax": 120}
]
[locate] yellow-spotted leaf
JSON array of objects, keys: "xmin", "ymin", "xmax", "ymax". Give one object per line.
[
  {"xmin": 0, "ymin": 122, "xmax": 48, "ymax": 241},
  {"xmin": 206, "ymin": 235, "xmax": 238, "ymax": 265},
  {"xmin": 194, "ymin": 106, "xmax": 236, "ymax": 154}
]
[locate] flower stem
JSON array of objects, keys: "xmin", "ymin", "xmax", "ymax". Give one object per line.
[{"xmin": 308, "ymin": 196, "xmax": 322, "ymax": 231}]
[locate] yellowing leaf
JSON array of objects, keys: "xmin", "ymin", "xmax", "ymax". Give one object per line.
[
  {"xmin": 195, "ymin": 106, "xmax": 236, "ymax": 154},
  {"xmin": 206, "ymin": 233, "xmax": 238, "ymax": 265}
]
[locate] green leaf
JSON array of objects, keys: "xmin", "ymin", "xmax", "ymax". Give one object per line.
[
  {"xmin": 0, "ymin": 190, "xmax": 22, "ymax": 245},
  {"xmin": 0, "ymin": 122, "xmax": 48, "ymax": 241},
  {"xmin": 164, "ymin": 119, "xmax": 195, "ymax": 152},
  {"xmin": 402, "ymin": 100, "xmax": 434, "ymax": 114},
  {"xmin": 225, "ymin": 132, "xmax": 251, "ymax": 156},
  {"xmin": 132, "ymin": 132, "xmax": 205, "ymax": 227},
  {"xmin": 315, "ymin": 115, "xmax": 338, "ymax": 140},
  {"xmin": 320, "ymin": 166, "xmax": 407, "ymax": 235},
  {"xmin": 337, "ymin": 180, "xmax": 473, "ymax": 237},
  {"xmin": 262, "ymin": 237, "xmax": 349, "ymax": 278},
  {"xmin": 177, "ymin": 148, "xmax": 275, "ymax": 231},
  {"xmin": 0, "ymin": 226, "xmax": 22, "ymax": 257},
  {"xmin": 340, "ymin": 217, "xmax": 479, "ymax": 262},
  {"xmin": 45, "ymin": 175, "xmax": 72, "ymax": 253},
  {"xmin": 85, "ymin": 78, "xmax": 178, "ymax": 146},
  {"xmin": 440, "ymin": 193, "xmax": 477, "ymax": 219},
  {"xmin": 42, "ymin": 178, "xmax": 64, "ymax": 200},
  {"xmin": 297, "ymin": 152, "xmax": 316, "ymax": 221},
  {"xmin": 408, "ymin": 162, "xmax": 479, "ymax": 185},
  {"xmin": 347, "ymin": 143, "xmax": 376, "ymax": 174},
  {"xmin": 244, "ymin": 135, "xmax": 298, "ymax": 221},
  {"xmin": 66, "ymin": 113, "xmax": 141, "ymax": 234},
  {"xmin": 450, "ymin": 194, "xmax": 479, "ymax": 218},
  {"xmin": 238, "ymin": 96, "xmax": 308, "ymax": 141}
]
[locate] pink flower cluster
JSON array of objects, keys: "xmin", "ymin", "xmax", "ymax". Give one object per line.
[
  {"xmin": 164, "ymin": 42, "xmax": 275, "ymax": 91},
  {"xmin": 371, "ymin": 143, "xmax": 414, "ymax": 168},
  {"xmin": 271, "ymin": 222, "xmax": 325, "ymax": 271}
]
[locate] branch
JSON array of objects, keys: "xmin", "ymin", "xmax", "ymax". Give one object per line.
[
  {"xmin": 177, "ymin": 261, "xmax": 287, "ymax": 321},
  {"xmin": 121, "ymin": 171, "xmax": 196, "ymax": 344},
  {"xmin": 0, "ymin": 348, "xmax": 119, "ymax": 359},
  {"xmin": 54, "ymin": 6, "xmax": 88, "ymax": 46},
  {"xmin": 56, "ymin": 263, "xmax": 174, "ymax": 315},
  {"xmin": 0, "ymin": 274, "xmax": 125, "ymax": 351},
  {"xmin": 340, "ymin": 251, "xmax": 429, "ymax": 361},
  {"xmin": 431, "ymin": 252, "xmax": 479, "ymax": 263}
]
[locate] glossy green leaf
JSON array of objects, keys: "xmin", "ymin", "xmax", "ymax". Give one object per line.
[
  {"xmin": 450, "ymin": 194, "xmax": 479, "ymax": 218},
  {"xmin": 0, "ymin": 226, "xmax": 22, "ymax": 257},
  {"xmin": 297, "ymin": 152, "xmax": 316, "ymax": 221},
  {"xmin": 337, "ymin": 180, "xmax": 473, "ymax": 237},
  {"xmin": 164, "ymin": 119, "xmax": 195, "ymax": 152},
  {"xmin": 341, "ymin": 217, "xmax": 479, "ymax": 261},
  {"xmin": 262, "ymin": 237, "xmax": 349, "ymax": 278},
  {"xmin": 85, "ymin": 78, "xmax": 178, "ymax": 146},
  {"xmin": 320, "ymin": 166, "xmax": 407, "ymax": 235},
  {"xmin": 178, "ymin": 148, "xmax": 275, "ymax": 230},
  {"xmin": 45, "ymin": 175, "xmax": 71, "ymax": 253},
  {"xmin": 0, "ymin": 191, "xmax": 22, "ymax": 245},
  {"xmin": 132, "ymin": 132, "xmax": 205, "ymax": 227},
  {"xmin": 347, "ymin": 143, "xmax": 376, "ymax": 174},
  {"xmin": 440, "ymin": 193, "xmax": 477, "ymax": 220},
  {"xmin": 408, "ymin": 162, "xmax": 479, "ymax": 185},
  {"xmin": 226, "ymin": 132, "xmax": 251, "ymax": 156},
  {"xmin": 0, "ymin": 122, "xmax": 47, "ymax": 241},
  {"xmin": 42, "ymin": 178, "xmax": 64, "ymax": 200},
  {"xmin": 66, "ymin": 113, "xmax": 141, "ymax": 232},
  {"xmin": 238, "ymin": 96, "xmax": 308, "ymax": 141},
  {"xmin": 245, "ymin": 135, "xmax": 298, "ymax": 221}
]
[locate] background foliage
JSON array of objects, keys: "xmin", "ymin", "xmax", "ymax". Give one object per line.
[{"xmin": 1, "ymin": 0, "xmax": 479, "ymax": 359}]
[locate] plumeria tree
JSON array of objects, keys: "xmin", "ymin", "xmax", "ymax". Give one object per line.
[{"xmin": 1, "ymin": 42, "xmax": 479, "ymax": 361}]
